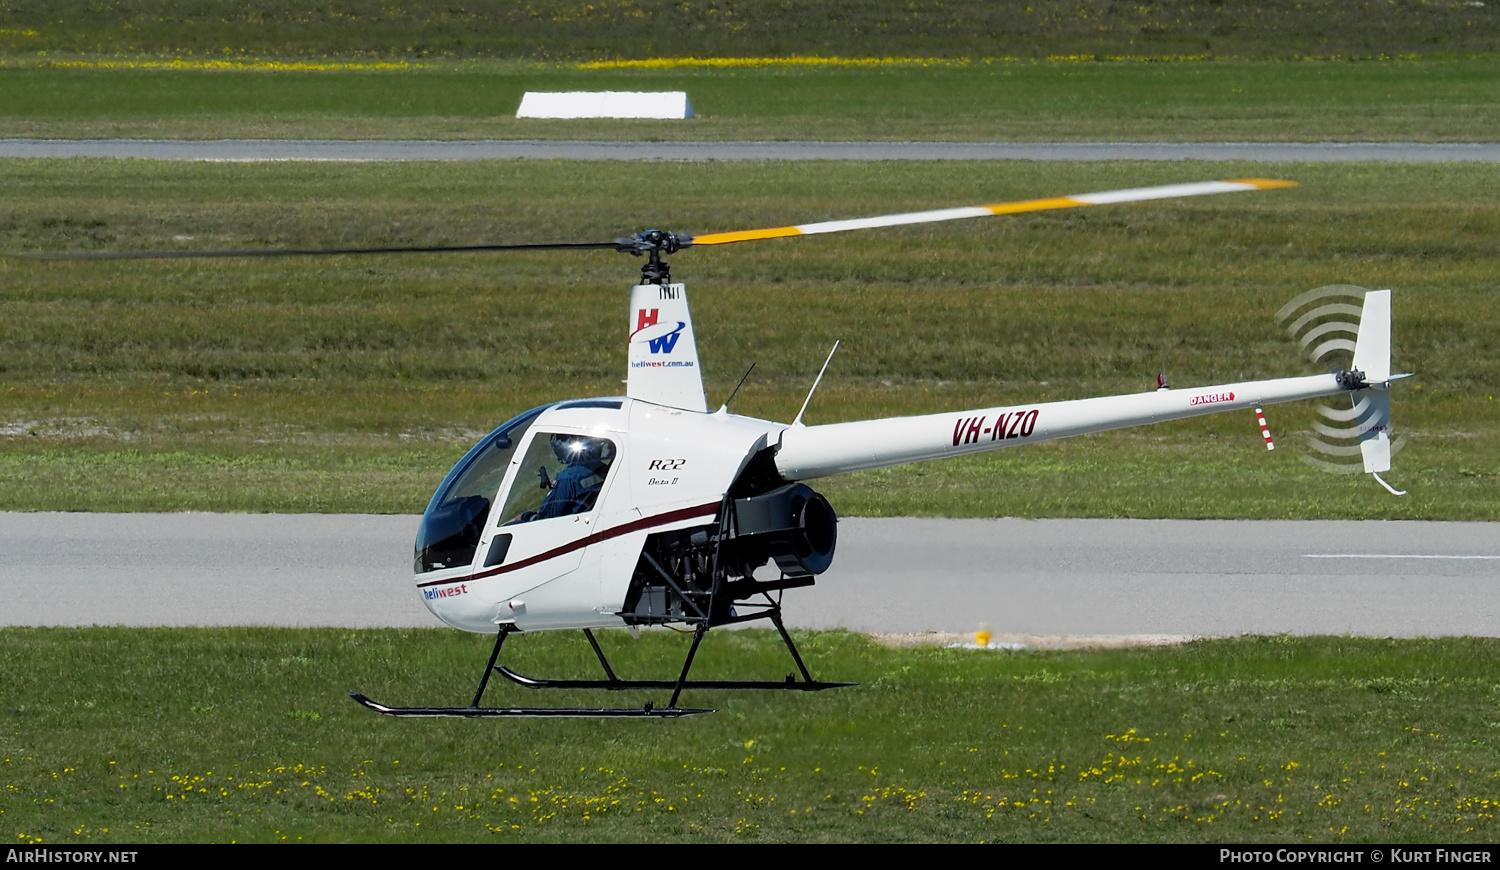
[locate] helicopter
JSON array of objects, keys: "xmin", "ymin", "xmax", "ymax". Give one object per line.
[{"xmin": 23, "ymin": 177, "xmax": 1404, "ymax": 718}]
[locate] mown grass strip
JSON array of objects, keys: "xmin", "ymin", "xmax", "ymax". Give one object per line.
[
  {"xmin": 3, "ymin": 59, "xmax": 1500, "ymax": 141},
  {"xmin": 3, "ymin": 629, "xmax": 1499, "ymax": 843}
]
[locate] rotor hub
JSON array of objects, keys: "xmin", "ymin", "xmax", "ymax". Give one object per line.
[
  {"xmin": 615, "ymin": 230, "xmax": 692, "ymax": 285},
  {"xmin": 1335, "ymin": 368, "xmax": 1368, "ymax": 391},
  {"xmin": 614, "ymin": 229, "xmax": 691, "ymax": 256}
]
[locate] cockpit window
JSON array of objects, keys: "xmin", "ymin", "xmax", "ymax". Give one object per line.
[
  {"xmin": 414, "ymin": 404, "xmax": 551, "ymax": 574},
  {"xmin": 499, "ymin": 433, "xmax": 617, "ymax": 525}
]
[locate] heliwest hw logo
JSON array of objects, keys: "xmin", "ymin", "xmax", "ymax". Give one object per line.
[{"xmin": 631, "ymin": 308, "xmax": 688, "ymax": 355}]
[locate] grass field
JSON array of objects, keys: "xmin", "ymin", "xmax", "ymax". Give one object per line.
[
  {"xmin": 2, "ymin": 58, "xmax": 1499, "ymax": 142},
  {"xmin": 3, "ymin": 1, "xmax": 1498, "ymax": 142},
  {"xmin": 2, "ymin": 157, "xmax": 1495, "ymax": 519},
  {"xmin": 3, "ymin": 628, "xmax": 1499, "ymax": 844}
]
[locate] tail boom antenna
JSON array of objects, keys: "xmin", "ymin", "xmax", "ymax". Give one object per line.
[{"xmin": 793, "ymin": 341, "xmax": 840, "ymax": 427}]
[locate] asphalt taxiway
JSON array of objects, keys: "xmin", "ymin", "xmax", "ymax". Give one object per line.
[{"xmin": 4, "ymin": 513, "xmax": 1495, "ymax": 640}]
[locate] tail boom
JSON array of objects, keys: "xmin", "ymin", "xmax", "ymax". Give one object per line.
[{"xmin": 774, "ymin": 373, "xmax": 1341, "ymax": 480}]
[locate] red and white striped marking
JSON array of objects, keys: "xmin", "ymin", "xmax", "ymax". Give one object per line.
[{"xmin": 1255, "ymin": 406, "xmax": 1275, "ymax": 451}]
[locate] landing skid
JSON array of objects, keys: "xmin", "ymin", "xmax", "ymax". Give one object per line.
[
  {"xmin": 348, "ymin": 692, "xmax": 711, "ymax": 718},
  {"xmin": 497, "ymin": 666, "xmax": 853, "ymax": 692},
  {"xmin": 351, "ymin": 607, "xmax": 851, "ymax": 719}
]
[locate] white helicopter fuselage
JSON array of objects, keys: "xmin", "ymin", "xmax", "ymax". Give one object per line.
[
  {"xmin": 413, "ymin": 282, "xmax": 1397, "ymax": 637},
  {"xmin": 415, "ymin": 398, "xmax": 782, "ymax": 633}
]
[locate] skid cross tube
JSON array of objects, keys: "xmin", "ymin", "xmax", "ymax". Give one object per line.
[
  {"xmin": 669, "ymin": 625, "xmax": 710, "ymax": 708},
  {"xmin": 771, "ymin": 611, "xmax": 817, "ymax": 684},
  {"xmin": 706, "ymin": 494, "xmax": 733, "ymax": 625},
  {"xmin": 495, "ymin": 607, "xmax": 855, "ymax": 696},
  {"xmin": 583, "ymin": 628, "xmax": 621, "ymax": 682},
  {"xmin": 471, "ymin": 623, "xmax": 511, "ymax": 707}
]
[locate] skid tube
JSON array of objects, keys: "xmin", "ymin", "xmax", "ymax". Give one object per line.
[
  {"xmin": 351, "ymin": 625, "xmax": 715, "ymax": 718},
  {"xmin": 351, "ymin": 605, "xmax": 852, "ymax": 718}
]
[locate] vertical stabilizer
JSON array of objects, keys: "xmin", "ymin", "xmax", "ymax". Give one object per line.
[
  {"xmin": 1349, "ymin": 289, "xmax": 1402, "ymax": 492},
  {"xmin": 1351, "ymin": 289, "xmax": 1391, "ymax": 383},
  {"xmin": 626, "ymin": 283, "xmax": 707, "ymax": 412},
  {"xmin": 1351, "ymin": 290, "xmax": 1393, "ymax": 473}
]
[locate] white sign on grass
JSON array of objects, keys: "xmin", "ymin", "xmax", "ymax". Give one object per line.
[{"xmin": 516, "ymin": 91, "xmax": 695, "ymax": 119}]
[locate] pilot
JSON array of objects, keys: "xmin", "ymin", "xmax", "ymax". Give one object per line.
[{"xmin": 534, "ymin": 435, "xmax": 612, "ymax": 519}]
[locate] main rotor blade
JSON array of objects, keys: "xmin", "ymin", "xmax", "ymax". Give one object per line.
[
  {"xmin": 686, "ymin": 178, "xmax": 1297, "ymax": 246},
  {"xmin": 13, "ymin": 240, "xmax": 623, "ymax": 261},
  {"xmin": 14, "ymin": 177, "xmax": 1296, "ymax": 261}
]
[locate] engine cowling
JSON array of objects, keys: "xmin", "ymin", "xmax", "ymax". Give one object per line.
[{"xmin": 733, "ymin": 482, "xmax": 838, "ymax": 577}]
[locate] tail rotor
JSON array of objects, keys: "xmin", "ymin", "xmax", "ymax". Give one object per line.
[{"xmin": 1275, "ymin": 285, "xmax": 1407, "ymax": 494}]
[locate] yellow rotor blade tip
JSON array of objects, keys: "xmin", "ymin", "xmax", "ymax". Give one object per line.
[{"xmin": 1229, "ymin": 178, "xmax": 1299, "ymax": 190}]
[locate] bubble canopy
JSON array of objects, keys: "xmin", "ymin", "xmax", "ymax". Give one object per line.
[{"xmin": 414, "ymin": 404, "xmax": 553, "ymax": 574}]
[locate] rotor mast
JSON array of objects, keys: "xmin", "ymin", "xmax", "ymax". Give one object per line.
[{"xmin": 615, "ymin": 229, "xmax": 691, "ymax": 285}]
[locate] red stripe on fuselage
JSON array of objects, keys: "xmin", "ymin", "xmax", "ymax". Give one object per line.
[{"xmin": 415, "ymin": 501, "xmax": 720, "ymax": 588}]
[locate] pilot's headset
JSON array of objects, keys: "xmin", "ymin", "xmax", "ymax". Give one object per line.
[
  {"xmin": 552, "ymin": 434, "xmax": 613, "ymax": 466},
  {"xmin": 549, "ymin": 434, "xmax": 582, "ymax": 464}
]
